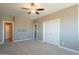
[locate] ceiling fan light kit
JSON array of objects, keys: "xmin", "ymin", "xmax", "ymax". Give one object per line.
[{"xmin": 21, "ymin": 3, "xmax": 44, "ymax": 15}]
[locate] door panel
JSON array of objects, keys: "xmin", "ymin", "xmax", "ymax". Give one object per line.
[
  {"xmin": 43, "ymin": 19, "xmax": 60, "ymax": 46},
  {"xmin": 4, "ymin": 23, "xmax": 13, "ymax": 42}
]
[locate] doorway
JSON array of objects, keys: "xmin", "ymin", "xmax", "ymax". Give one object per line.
[
  {"xmin": 3, "ymin": 21, "xmax": 14, "ymax": 43},
  {"xmin": 43, "ymin": 18, "xmax": 60, "ymax": 46},
  {"xmin": 33, "ymin": 23, "xmax": 38, "ymax": 40}
]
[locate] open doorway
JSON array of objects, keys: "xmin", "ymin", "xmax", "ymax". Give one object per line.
[
  {"xmin": 3, "ymin": 21, "xmax": 14, "ymax": 43},
  {"xmin": 33, "ymin": 23, "xmax": 38, "ymax": 40}
]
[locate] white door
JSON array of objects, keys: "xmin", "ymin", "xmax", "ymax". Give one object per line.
[{"xmin": 43, "ymin": 19, "xmax": 60, "ymax": 46}]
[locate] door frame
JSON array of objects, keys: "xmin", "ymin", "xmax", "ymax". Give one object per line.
[
  {"xmin": 43, "ymin": 18, "xmax": 60, "ymax": 46},
  {"xmin": 3, "ymin": 21, "xmax": 14, "ymax": 44},
  {"xmin": 33, "ymin": 23, "xmax": 38, "ymax": 40}
]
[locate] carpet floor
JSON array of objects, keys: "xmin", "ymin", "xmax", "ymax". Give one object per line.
[{"xmin": 0, "ymin": 40, "xmax": 79, "ymax": 55}]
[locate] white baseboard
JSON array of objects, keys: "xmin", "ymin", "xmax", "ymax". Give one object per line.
[
  {"xmin": 38, "ymin": 39, "xmax": 79, "ymax": 54},
  {"xmin": 14, "ymin": 38, "xmax": 33, "ymax": 42},
  {"xmin": 37, "ymin": 39, "xmax": 79, "ymax": 54},
  {"xmin": 59, "ymin": 45, "xmax": 79, "ymax": 54}
]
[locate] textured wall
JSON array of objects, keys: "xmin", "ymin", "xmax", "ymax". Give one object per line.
[
  {"xmin": 34, "ymin": 4, "xmax": 78, "ymax": 51},
  {"xmin": 14, "ymin": 18, "xmax": 33, "ymax": 41}
]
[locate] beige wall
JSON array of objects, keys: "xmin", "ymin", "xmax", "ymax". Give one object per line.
[
  {"xmin": 34, "ymin": 4, "xmax": 78, "ymax": 51},
  {"xmin": 14, "ymin": 17, "xmax": 33, "ymax": 41}
]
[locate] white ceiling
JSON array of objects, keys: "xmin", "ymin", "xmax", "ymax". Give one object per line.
[{"xmin": 0, "ymin": 3, "xmax": 76, "ymax": 20}]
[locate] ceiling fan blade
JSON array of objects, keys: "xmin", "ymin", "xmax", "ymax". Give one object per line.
[
  {"xmin": 28, "ymin": 11, "xmax": 31, "ymax": 14},
  {"xmin": 35, "ymin": 12, "xmax": 39, "ymax": 15},
  {"xmin": 37, "ymin": 8, "xmax": 44, "ymax": 11},
  {"xmin": 21, "ymin": 8, "xmax": 30, "ymax": 10},
  {"xmin": 31, "ymin": 3, "xmax": 34, "ymax": 6}
]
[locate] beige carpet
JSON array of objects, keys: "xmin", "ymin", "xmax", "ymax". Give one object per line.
[{"xmin": 0, "ymin": 40, "xmax": 78, "ymax": 55}]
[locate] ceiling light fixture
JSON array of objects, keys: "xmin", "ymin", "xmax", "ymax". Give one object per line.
[{"xmin": 21, "ymin": 3, "xmax": 44, "ymax": 15}]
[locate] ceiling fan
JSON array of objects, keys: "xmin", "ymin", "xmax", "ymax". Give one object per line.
[{"xmin": 21, "ymin": 3, "xmax": 44, "ymax": 15}]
